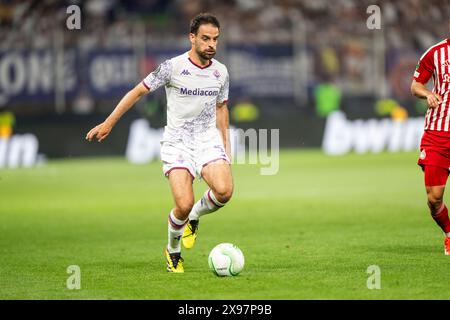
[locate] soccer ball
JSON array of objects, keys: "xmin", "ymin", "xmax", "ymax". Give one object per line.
[{"xmin": 208, "ymin": 243, "xmax": 245, "ymax": 276}]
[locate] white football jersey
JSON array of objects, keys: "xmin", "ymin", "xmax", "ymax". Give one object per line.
[{"xmin": 142, "ymin": 52, "xmax": 229, "ymax": 147}]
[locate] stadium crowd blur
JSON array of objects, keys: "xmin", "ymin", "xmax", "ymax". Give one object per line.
[
  {"xmin": 0, "ymin": 0, "xmax": 448, "ymax": 117},
  {"xmin": 0, "ymin": 0, "xmax": 447, "ymax": 49}
]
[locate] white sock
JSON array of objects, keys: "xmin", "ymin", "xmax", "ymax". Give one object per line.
[
  {"xmin": 167, "ymin": 210, "xmax": 188, "ymax": 253},
  {"xmin": 188, "ymin": 189, "xmax": 225, "ymax": 221}
]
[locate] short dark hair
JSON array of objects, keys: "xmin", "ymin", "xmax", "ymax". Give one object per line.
[{"xmin": 190, "ymin": 13, "xmax": 220, "ymax": 35}]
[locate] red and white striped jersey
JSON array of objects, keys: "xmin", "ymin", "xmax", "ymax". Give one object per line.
[{"xmin": 414, "ymin": 39, "xmax": 450, "ymax": 133}]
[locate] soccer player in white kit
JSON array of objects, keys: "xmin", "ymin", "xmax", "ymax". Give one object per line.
[{"xmin": 86, "ymin": 13, "xmax": 233, "ymax": 273}]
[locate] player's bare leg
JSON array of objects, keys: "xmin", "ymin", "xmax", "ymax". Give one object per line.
[
  {"xmin": 183, "ymin": 160, "xmax": 233, "ymax": 249},
  {"xmin": 426, "ymin": 185, "xmax": 450, "ymax": 255},
  {"xmin": 202, "ymin": 160, "xmax": 234, "ymax": 205},
  {"xmin": 165, "ymin": 169, "xmax": 194, "ymax": 272},
  {"xmin": 426, "ymin": 185, "xmax": 445, "ymax": 214}
]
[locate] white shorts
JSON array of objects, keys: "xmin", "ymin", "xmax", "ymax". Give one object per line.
[{"xmin": 161, "ymin": 132, "xmax": 230, "ymax": 180}]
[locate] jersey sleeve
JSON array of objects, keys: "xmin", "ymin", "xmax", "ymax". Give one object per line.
[
  {"xmin": 142, "ymin": 59, "xmax": 172, "ymax": 92},
  {"xmin": 217, "ymin": 71, "xmax": 229, "ymax": 104},
  {"xmin": 413, "ymin": 49, "xmax": 434, "ymax": 84}
]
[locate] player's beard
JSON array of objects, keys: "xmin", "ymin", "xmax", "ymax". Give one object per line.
[{"xmin": 197, "ymin": 48, "xmax": 216, "ymax": 61}]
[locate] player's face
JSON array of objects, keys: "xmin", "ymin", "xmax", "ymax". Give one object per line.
[{"xmin": 190, "ymin": 24, "xmax": 220, "ymax": 61}]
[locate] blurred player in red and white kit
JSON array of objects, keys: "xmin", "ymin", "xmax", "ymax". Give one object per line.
[{"xmin": 412, "ymin": 35, "xmax": 450, "ymax": 255}]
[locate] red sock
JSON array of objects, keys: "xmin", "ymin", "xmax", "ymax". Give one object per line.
[{"xmin": 432, "ymin": 204, "xmax": 450, "ymax": 234}]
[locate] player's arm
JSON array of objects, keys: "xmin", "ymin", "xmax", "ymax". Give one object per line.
[
  {"xmin": 411, "ymin": 80, "xmax": 442, "ymax": 108},
  {"xmin": 216, "ymin": 101, "xmax": 231, "ymax": 160},
  {"xmin": 86, "ymin": 59, "xmax": 171, "ymax": 142},
  {"xmin": 411, "ymin": 49, "xmax": 441, "ymax": 108},
  {"xmin": 86, "ymin": 83, "xmax": 149, "ymax": 142},
  {"xmin": 216, "ymin": 71, "xmax": 230, "ymax": 158}
]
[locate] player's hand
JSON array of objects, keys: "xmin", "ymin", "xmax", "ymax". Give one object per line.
[
  {"xmin": 85, "ymin": 122, "xmax": 112, "ymax": 142},
  {"xmin": 427, "ymin": 93, "xmax": 443, "ymax": 108}
]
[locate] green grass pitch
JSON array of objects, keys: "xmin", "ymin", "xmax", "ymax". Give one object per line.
[{"xmin": 1, "ymin": 149, "xmax": 449, "ymax": 299}]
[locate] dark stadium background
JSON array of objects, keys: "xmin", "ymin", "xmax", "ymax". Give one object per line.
[{"xmin": 1, "ymin": 0, "xmax": 446, "ymax": 159}]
